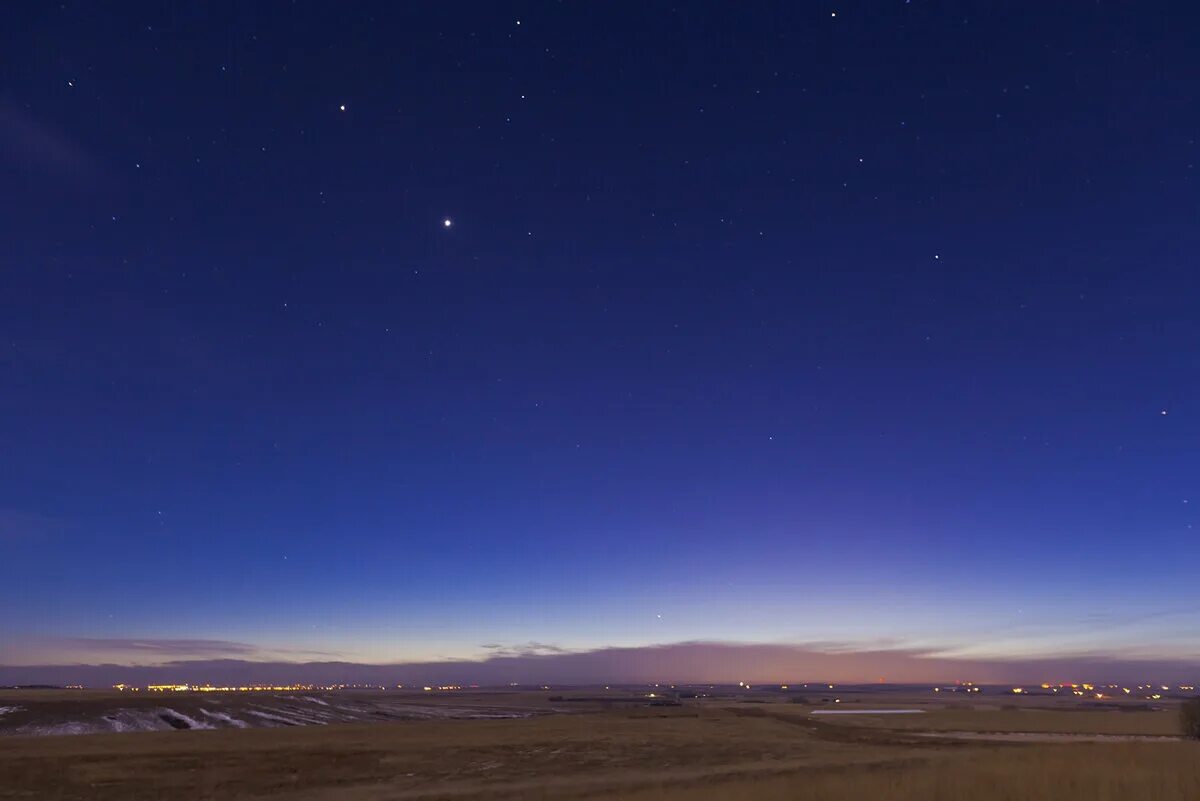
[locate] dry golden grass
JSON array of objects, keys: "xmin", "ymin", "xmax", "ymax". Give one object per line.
[
  {"xmin": 0, "ymin": 708, "xmax": 903, "ymax": 800},
  {"xmin": 784, "ymin": 705, "xmax": 1180, "ymax": 736},
  {"xmin": 607, "ymin": 743, "xmax": 1200, "ymax": 801},
  {"xmin": 1, "ymin": 701, "xmax": 1195, "ymax": 800}
]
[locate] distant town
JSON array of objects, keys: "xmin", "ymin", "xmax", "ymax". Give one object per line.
[{"xmin": 3, "ymin": 681, "xmax": 1193, "ymax": 701}]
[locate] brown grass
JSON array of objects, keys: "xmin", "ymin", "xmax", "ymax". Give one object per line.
[
  {"xmin": 782, "ymin": 706, "xmax": 1180, "ymax": 736},
  {"xmin": 1, "ymin": 701, "xmax": 1196, "ymax": 800},
  {"xmin": 606, "ymin": 743, "xmax": 1200, "ymax": 801}
]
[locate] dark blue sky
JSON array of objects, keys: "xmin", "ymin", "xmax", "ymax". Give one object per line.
[{"xmin": 2, "ymin": 2, "xmax": 1198, "ymax": 671}]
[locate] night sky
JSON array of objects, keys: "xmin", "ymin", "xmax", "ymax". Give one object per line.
[{"xmin": 2, "ymin": 2, "xmax": 1198, "ymax": 677}]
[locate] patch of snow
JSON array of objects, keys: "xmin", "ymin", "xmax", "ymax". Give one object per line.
[
  {"xmin": 244, "ymin": 709, "xmax": 308, "ymax": 726},
  {"xmin": 109, "ymin": 710, "xmax": 167, "ymax": 732},
  {"xmin": 252, "ymin": 704, "xmax": 328, "ymax": 725},
  {"xmin": 199, "ymin": 709, "xmax": 249, "ymax": 728},
  {"xmin": 159, "ymin": 709, "xmax": 213, "ymax": 730}
]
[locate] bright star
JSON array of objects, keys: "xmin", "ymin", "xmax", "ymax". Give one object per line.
[
  {"xmin": 339, "ymin": 104, "xmax": 346, "ymax": 111},
  {"xmin": 443, "ymin": 218, "xmax": 453, "ymax": 228}
]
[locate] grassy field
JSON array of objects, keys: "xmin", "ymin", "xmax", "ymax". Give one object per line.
[
  {"xmin": 0, "ymin": 694, "xmax": 1195, "ymax": 799},
  {"xmin": 781, "ymin": 705, "xmax": 1180, "ymax": 736},
  {"xmin": 610, "ymin": 743, "xmax": 1200, "ymax": 801}
]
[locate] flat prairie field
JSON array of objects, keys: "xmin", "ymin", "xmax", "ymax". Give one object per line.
[
  {"xmin": 0, "ymin": 696, "xmax": 1196, "ymax": 800},
  {"xmin": 768, "ymin": 704, "xmax": 1182, "ymax": 736}
]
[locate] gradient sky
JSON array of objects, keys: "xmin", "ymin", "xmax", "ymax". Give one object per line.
[{"xmin": 2, "ymin": 2, "xmax": 1198, "ymax": 675}]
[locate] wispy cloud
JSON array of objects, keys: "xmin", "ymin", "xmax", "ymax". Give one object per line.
[
  {"xmin": 17, "ymin": 637, "xmax": 341, "ymax": 662},
  {"xmin": 1, "ymin": 640, "xmax": 1196, "ymax": 688},
  {"xmin": 481, "ymin": 642, "xmax": 570, "ymax": 658},
  {"xmin": 53, "ymin": 638, "xmax": 263, "ymax": 657}
]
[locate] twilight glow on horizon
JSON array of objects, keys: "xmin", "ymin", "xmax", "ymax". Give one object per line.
[{"xmin": 1, "ymin": 3, "xmax": 1198, "ymax": 683}]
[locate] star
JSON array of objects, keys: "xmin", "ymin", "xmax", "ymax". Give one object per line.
[
  {"xmin": 443, "ymin": 218, "xmax": 453, "ymax": 228},
  {"xmin": 339, "ymin": 104, "xmax": 346, "ymax": 111}
]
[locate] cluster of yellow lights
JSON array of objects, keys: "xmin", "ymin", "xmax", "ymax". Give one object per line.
[
  {"xmin": 930, "ymin": 681, "xmax": 1198, "ymax": 699},
  {"xmin": 105, "ymin": 679, "xmax": 1196, "ymax": 698},
  {"xmin": 1012, "ymin": 681, "xmax": 1195, "ymax": 701},
  {"xmin": 115, "ymin": 683, "xmax": 424, "ymax": 693},
  {"xmin": 141, "ymin": 684, "xmax": 332, "ymax": 693},
  {"xmin": 935, "ymin": 683, "xmax": 982, "ymax": 693}
]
